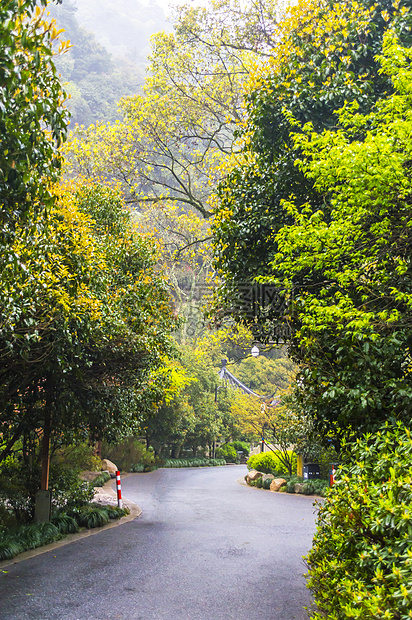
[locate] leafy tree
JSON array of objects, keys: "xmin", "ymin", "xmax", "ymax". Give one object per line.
[
  {"xmin": 235, "ymin": 355, "xmax": 295, "ymax": 395},
  {"xmin": 212, "ymin": 0, "xmax": 412, "ymax": 335},
  {"xmin": 0, "ymin": 182, "xmax": 178, "ymax": 466},
  {"xmin": 306, "ymin": 422, "xmax": 412, "ymax": 619},
  {"xmin": 0, "ymin": 0, "xmax": 69, "ymax": 225},
  {"xmin": 230, "ymin": 390, "xmax": 310, "ymax": 474},
  {"xmin": 132, "ymin": 201, "xmax": 213, "ymax": 345},
  {"xmin": 66, "ymin": 0, "xmax": 281, "ymax": 216},
  {"xmin": 264, "ymin": 34, "xmax": 412, "ymax": 439}
]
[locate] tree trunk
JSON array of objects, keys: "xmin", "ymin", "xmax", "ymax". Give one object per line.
[{"xmin": 40, "ymin": 412, "xmax": 51, "ymax": 491}]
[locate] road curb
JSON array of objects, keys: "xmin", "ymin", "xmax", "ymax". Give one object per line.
[{"xmin": 0, "ymin": 476, "xmax": 142, "ymax": 570}]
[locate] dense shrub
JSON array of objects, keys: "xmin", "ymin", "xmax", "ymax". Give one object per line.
[
  {"xmin": 215, "ymin": 444, "xmax": 238, "ymax": 463},
  {"xmin": 306, "ymin": 422, "xmax": 412, "ymax": 619},
  {"xmin": 91, "ymin": 472, "xmax": 111, "ymax": 487},
  {"xmin": 101, "ymin": 437, "xmax": 155, "ymax": 472},
  {"xmin": 230, "ymin": 441, "xmax": 250, "ymax": 456},
  {"xmin": 285, "ymin": 476, "xmax": 304, "ymax": 493},
  {"xmin": 53, "ymin": 443, "xmax": 101, "ymax": 472},
  {"xmin": 49, "ymin": 464, "xmax": 95, "ymax": 509},
  {"xmin": 0, "ymin": 504, "xmax": 129, "ymax": 561},
  {"xmin": 247, "ymin": 451, "xmax": 296, "ymax": 475},
  {"xmin": 0, "ymin": 458, "xmax": 95, "ymax": 523}
]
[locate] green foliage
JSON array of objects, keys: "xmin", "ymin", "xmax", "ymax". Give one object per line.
[
  {"xmin": 285, "ymin": 476, "xmax": 304, "ymax": 494},
  {"xmin": 213, "ymin": 0, "xmax": 411, "ymax": 308},
  {"xmin": 0, "ymin": 181, "xmax": 178, "ymax": 464},
  {"xmin": 0, "ymin": 0, "xmax": 69, "ymax": 225},
  {"xmin": 215, "ymin": 444, "xmax": 238, "ymax": 463},
  {"xmin": 235, "ymin": 356, "xmax": 295, "ymax": 395},
  {"xmin": 49, "ymin": 464, "xmax": 95, "ymax": 510},
  {"xmin": 229, "ymin": 441, "xmax": 250, "ymax": 456},
  {"xmin": 75, "ymin": 505, "xmax": 110, "ymax": 528},
  {"xmin": 247, "ymin": 451, "xmax": 296, "ymax": 475},
  {"xmin": 0, "ymin": 504, "xmax": 128, "ymax": 562},
  {"xmin": 163, "ymin": 458, "xmax": 226, "ymax": 468},
  {"xmin": 0, "ymin": 457, "xmax": 94, "ymax": 523},
  {"xmin": 101, "ymin": 437, "xmax": 155, "ymax": 472},
  {"xmin": 262, "ymin": 477, "xmax": 273, "ymax": 490},
  {"xmin": 213, "ymin": 0, "xmax": 412, "ymax": 441},
  {"xmin": 306, "ymin": 422, "xmax": 412, "ymax": 619},
  {"xmin": 53, "ymin": 443, "xmax": 102, "ymax": 472},
  {"xmin": 91, "ymin": 472, "xmax": 111, "ymax": 487},
  {"xmin": 269, "ymin": 35, "xmax": 412, "ymax": 439},
  {"xmin": 51, "ymin": 512, "xmax": 80, "ymax": 534}
]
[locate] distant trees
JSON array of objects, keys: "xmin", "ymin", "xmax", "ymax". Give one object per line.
[{"xmin": 47, "ymin": 0, "xmax": 145, "ymax": 126}]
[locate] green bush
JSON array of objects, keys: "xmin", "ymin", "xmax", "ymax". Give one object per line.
[
  {"xmin": 0, "ymin": 503, "xmax": 129, "ymax": 562},
  {"xmin": 53, "ymin": 443, "xmax": 101, "ymax": 472},
  {"xmin": 49, "ymin": 464, "xmax": 95, "ymax": 510},
  {"xmin": 91, "ymin": 472, "xmax": 111, "ymax": 487},
  {"xmin": 215, "ymin": 444, "xmax": 238, "ymax": 463},
  {"xmin": 285, "ymin": 476, "xmax": 304, "ymax": 493},
  {"xmin": 262, "ymin": 477, "xmax": 273, "ymax": 490},
  {"xmin": 101, "ymin": 437, "xmax": 155, "ymax": 472},
  {"xmin": 51, "ymin": 512, "xmax": 80, "ymax": 534},
  {"xmin": 247, "ymin": 451, "xmax": 296, "ymax": 475},
  {"xmin": 230, "ymin": 441, "xmax": 250, "ymax": 456},
  {"xmin": 306, "ymin": 422, "xmax": 412, "ymax": 619},
  {"xmin": 73, "ymin": 505, "xmax": 110, "ymax": 529}
]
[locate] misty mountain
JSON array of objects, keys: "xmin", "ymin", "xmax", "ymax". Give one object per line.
[
  {"xmin": 72, "ymin": 0, "xmax": 170, "ymax": 63},
  {"xmin": 49, "ymin": 0, "xmax": 170, "ymax": 126}
]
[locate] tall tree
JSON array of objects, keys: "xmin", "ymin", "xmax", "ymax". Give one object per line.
[
  {"xmin": 0, "ymin": 0, "xmax": 69, "ymax": 225},
  {"xmin": 212, "ymin": 0, "xmax": 412, "ymax": 338},
  {"xmin": 66, "ymin": 0, "xmax": 282, "ymax": 217}
]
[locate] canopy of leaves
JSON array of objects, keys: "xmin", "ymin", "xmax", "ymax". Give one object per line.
[
  {"xmin": 0, "ymin": 0, "xmax": 69, "ymax": 225},
  {"xmin": 0, "ymin": 182, "xmax": 178, "ymax": 462},
  {"xmin": 212, "ymin": 0, "xmax": 412, "ymax": 332},
  {"xmin": 307, "ymin": 422, "xmax": 412, "ymax": 619},
  {"xmin": 265, "ymin": 35, "xmax": 412, "ymax": 437},
  {"xmin": 66, "ymin": 0, "xmax": 283, "ymax": 216}
]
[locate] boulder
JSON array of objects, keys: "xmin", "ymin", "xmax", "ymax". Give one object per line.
[
  {"xmin": 246, "ymin": 469, "xmax": 264, "ymax": 483},
  {"xmin": 270, "ymin": 478, "xmax": 287, "ymax": 492},
  {"xmin": 294, "ymin": 483, "xmax": 306, "ymax": 494},
  {"xmin": 101, "ymin": 459, "xmax": 118, "ymax": 478},
  {"xmin": 262, "ymin": 473, "xmax": 275, "ymax": 482}
]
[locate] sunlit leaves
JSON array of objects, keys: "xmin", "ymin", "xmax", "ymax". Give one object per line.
[{"xmin": 0, "ymin": 0, "xmax": 69, "ymax": 224}]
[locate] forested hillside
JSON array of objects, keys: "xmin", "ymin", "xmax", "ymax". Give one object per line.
[
  {"xmin": 48, "ymin": 0, "xmax": 168, "ymax": 126},
  {"xmin": 73, "ymin": 0, "xmax": 169, "ymax": 61}
]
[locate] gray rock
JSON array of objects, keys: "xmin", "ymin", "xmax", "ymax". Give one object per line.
[{"xmin": 294, "ymin": 483, "xmax": 306, "ymax": 494}]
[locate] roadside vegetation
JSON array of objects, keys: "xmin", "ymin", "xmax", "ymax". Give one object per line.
[{"xmin": 1, "ymin": 0, "xmax": 412, "ymax": 615}]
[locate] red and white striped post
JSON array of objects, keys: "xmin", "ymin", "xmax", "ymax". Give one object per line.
[{"xmin": 116, "ymin": 471, "xmax": 123, "ymax": 509}]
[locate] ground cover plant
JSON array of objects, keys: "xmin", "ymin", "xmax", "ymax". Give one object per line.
[
  {"xmin": 162, "ymin": 458, "xmax": 226, "ymax": 468},
  {"xmin": 306, "ymin": 422, "xmax": 412, "ymax": 619},
  {"xmin": 0, "ymin": 505, "xmax": 129, "ymax": 561}
]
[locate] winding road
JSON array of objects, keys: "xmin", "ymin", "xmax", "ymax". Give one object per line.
[{"xmin": 0, "ymin": 466, "xmax": 318, "ymax": 619}]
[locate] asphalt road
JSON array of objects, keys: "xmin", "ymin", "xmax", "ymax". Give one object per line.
[{"xmin": 0, "ymin": 466, "xmax": 318, "ymax": 620}]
